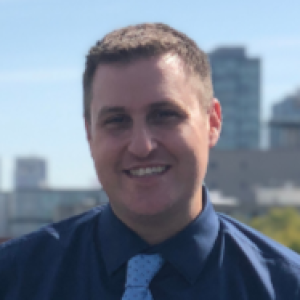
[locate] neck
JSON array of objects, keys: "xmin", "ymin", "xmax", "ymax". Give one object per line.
[{"xmin": 117, "ymin": 195, "xmax": 203, "ymax": 245}]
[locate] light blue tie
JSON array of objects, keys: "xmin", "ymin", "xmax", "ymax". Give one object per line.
[{"xmin": 122, "ymin": 254, "xmax": 164, "ymax": 300}]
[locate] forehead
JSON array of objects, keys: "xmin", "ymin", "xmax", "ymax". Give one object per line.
[
  {"xmin": 93, "ymin": 54, "xmax": 187, "ymax": 85},
  {"xmin": 90, "ymin": 54, "xmax": 202, "ymax": 111}
]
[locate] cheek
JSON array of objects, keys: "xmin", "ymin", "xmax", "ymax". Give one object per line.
[
  {"xmin": 171, "ymin": 125, "xmax": 203, "ymax": 150},
  {"xmin": 90, "ymin": 136, "xmax": 124, "ymax": 171},
  {"xmin": 176, "ymin": 125, "xmax": 209, "ymax": 168},
  {"xmin": 92, "ymin": 149, "xmax": 116, "ymax": 189}
]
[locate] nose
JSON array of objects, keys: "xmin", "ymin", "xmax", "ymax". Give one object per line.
[{"xmin": 127, "ymin": 125, "xmax": 157, "ymax": 158}]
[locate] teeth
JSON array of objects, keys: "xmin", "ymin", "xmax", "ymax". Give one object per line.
[{"xmin": 129, "ymin": 166, "xmax": 167, "ymax": 177}]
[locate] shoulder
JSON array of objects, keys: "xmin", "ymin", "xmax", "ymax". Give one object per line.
[
  {"xmin": 218, "ymin": 213, "xmax": 300, "ymax": 297},
  {"xmin": 0, "ymin": 204, "xmax": 105, "ymax": 269},
  {"xmin": 0, "ymin": 205, "xmax": 106, "ymax": 298},
  {"xmin": 218, "ymin": 213, "xmax": 300, "ymax": 264}
]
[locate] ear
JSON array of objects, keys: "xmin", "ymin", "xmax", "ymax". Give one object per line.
[{"xmin": 208, "ymin": 98, "xmax": 222, "ymax": 148}]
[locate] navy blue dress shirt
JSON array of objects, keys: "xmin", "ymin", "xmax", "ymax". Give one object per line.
[{"xmin": 0, "ymin": 187, "xmax": 300, "ymax": 299}]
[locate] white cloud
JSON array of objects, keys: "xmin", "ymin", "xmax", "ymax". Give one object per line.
[{"xmin": 0, "ymin": 68, "xmax": 81, "ymax": 84}]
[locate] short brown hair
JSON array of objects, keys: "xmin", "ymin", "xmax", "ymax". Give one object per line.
[{"xmin": 83, "ymin": 23, "xmax": 213, "ymax": 121}]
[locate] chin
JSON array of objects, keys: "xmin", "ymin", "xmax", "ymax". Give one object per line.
[{"xmin": 126, "ymin": 198, "xmax": 174, "ymax": 218}]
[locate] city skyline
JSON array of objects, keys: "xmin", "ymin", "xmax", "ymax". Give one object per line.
[
  {"xmin": 210, "ymin": 47, "xmax": 260, "ymax": 149},
  {"xmin": 1, "ymin": 0, "xmax": 299, "ymax": 190},
  {"xmin": 270, "ymin": 89, "xmax": 300, "ymax": 148}
]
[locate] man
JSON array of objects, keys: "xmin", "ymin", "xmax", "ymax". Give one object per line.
[{"xmin": 0, "ymin": 23, "xmax": 299, "ymax": 299}]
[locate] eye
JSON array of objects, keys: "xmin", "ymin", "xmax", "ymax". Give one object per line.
[
  {"xmin": 150, "ymin": 109, "xmax": 182, "ymax": 123},
  {"xmin": 103, "ymin": 114, "xmax": 131, "ymax": 128}
]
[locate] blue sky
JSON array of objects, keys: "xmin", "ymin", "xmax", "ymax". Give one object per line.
[{"xmin": 1, "ymin": 0, "xmax": 299, "ymax": 190}]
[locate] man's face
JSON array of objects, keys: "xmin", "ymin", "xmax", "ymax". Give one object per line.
[{"xmin": 86, "ymin": 54, "xmax": 221, "ymax": 228}]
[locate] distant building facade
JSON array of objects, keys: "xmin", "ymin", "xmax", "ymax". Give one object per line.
[
  {"xmin": 205, "ymin": 149, "xmax": 300, "ymax": 210},
  {"xmin": 209, "ymin": 47, "xmax": 261, "ymax": 149},
  {"xmin": 0, "ymin": 159, "xmax": 2, "ymax": 192},
  {"xmin": 255, "ymin": 184, "xmax": 300, "ymax": 207},
  {"xmin": 14, "ymin": 157, "xmax": 47, "ymax": 190},
  {"xmin": 5, "ymin": 188, "xmax": 109, "ymax": 237},
  {"xmin": 209, "ymin": 190, "xmax": 240, "ymax": 216},
  {"xmin": 269, "ymin": 89, "xmax": 300, "ymax": 149},
  {"xmin": 0, "ymin": 192, "xmax": 8, "ymax": 238}
]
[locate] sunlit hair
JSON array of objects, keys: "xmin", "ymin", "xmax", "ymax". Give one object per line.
[{"xmin": 83, "ymin": 23, "xmax": 213, "ymax": 122}]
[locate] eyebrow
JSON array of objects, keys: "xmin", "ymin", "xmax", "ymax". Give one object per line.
[
  {"xmin": 147, "ymin": 99, "xmax": 186, "ymax": 113},
  {"xmin": 97, "ymin": 106, "xmax": 127, "ymax": 120},
  {"xmin": 97, "ymin": 100, "xmax": 182, "ymax": 119},
  {"xmin": 148, "ymin": 100, "xmax": 176, "ymax": 110}
]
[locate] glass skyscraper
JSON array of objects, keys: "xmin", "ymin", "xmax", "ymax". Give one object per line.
[
  {"xmin": 209, "ymin": 47, "xmax": 261, "ymax": 149},
  {"xmin": 270, "ymin": 90, "xmax": 300, "ymax": 148}
]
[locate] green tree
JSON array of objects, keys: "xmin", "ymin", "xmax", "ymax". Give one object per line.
[{"xmin": 249, "ymin": 207, "xmax": 300, "ymax": 254}]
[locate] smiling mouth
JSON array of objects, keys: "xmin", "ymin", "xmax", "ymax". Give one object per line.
[{"xmin": 124, "ymin": 166, "xmax": 171, "ymax": 177}]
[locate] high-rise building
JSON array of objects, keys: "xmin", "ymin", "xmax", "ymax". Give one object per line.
[
  {"xmin": 209, "ymin": 47, "xmax": 261, "ymax": 149},
  {"xmin": 0, "ymin": 159, "xmax": 2, "ymax": 192},
  {"xmin": 269, "ymin": 89, "xmax": 300, "ymax": 149},
  {"xmin": 205, "ymin": 149, "xmax": 300, "ymax": 206},
  {"xmin": 14, "ymin": 157, "xmax": 47, "ymax": 190},
  {"xmin": 0, "ymin": 192, "xmax": 8, "ymax": 237}
]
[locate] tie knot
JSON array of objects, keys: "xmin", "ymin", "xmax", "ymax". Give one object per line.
[{"xmin": 125, "ymin": 254, "xmax": 164, "ymax": 288}]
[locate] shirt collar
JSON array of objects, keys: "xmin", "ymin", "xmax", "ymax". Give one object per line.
[
  {"xmin": 151, "ymin": 186, "xmax": 220, "ymax": 284},
  {"xmin": 99, "ymin": 204, "xmax": 149, "ymax": 276},
  {"xmin": 99, "ymin": 186, "xmax": 220, "ymax": 283}
]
